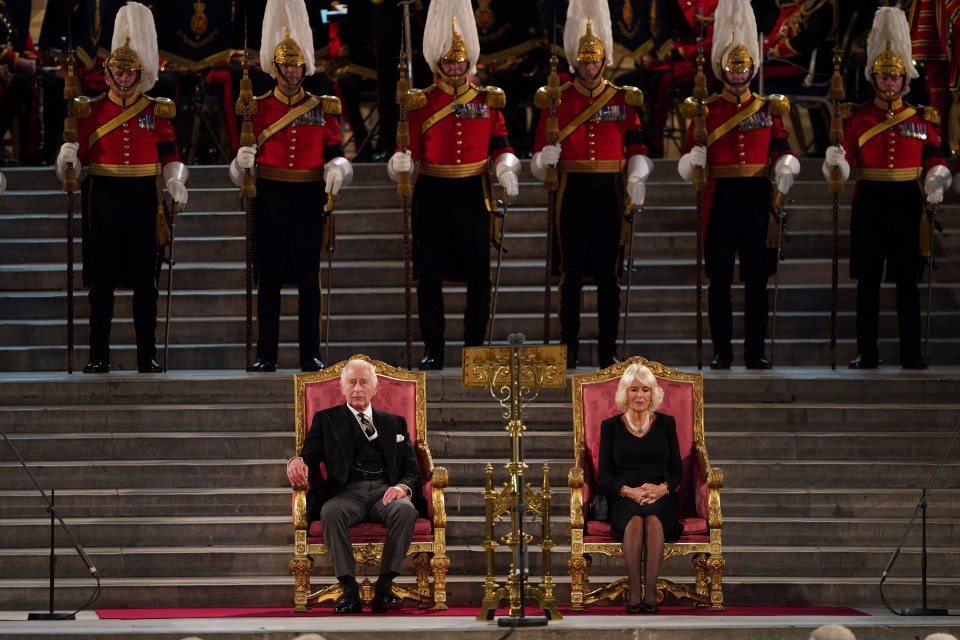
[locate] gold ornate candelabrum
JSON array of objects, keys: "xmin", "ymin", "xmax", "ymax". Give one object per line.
[{"xmin": 462, "ymin": 335, "xmax": 566, "ymax": 624}]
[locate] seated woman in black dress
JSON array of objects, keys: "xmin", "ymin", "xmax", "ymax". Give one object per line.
[{"xmin": 598, "ymin": 363, "xmax": 683, "ymax": 614}]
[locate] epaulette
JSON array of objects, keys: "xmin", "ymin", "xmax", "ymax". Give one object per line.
[
  {"xmin": 147, "ymin": 96, "xmax": 176, "ymax": 119},
  {"xmin": 766, "ymin": 93, "xmax": 790, "ymax": 116},
  {"xmin": 406, "ymin": 88, "xmax": 428, "ymax": 111},
  {"xmin": 483, "ymin": 86, "xmax": 505, "ymax": 108},
  {"xmin": 922, "ymin": 105, "xmax": 940, "ymax": 126},
  {"xmin": 622, "ymin": 85, "xmax": 643, "ymax": 107},
  {"xmin": 320, "ymin": 95, "xmax": 341, "ymax": 115},
  {"xmin": 72, "ymin": 93, "xmax": 105, "ymax": 119},
  {"xmin": 838, "ymin": 102, "xmax": 854, "ymax": 119}
]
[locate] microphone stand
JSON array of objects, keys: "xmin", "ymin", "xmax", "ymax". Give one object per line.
[
  {"xmin": 879, "ymin": 418, "xmax": 960, "ymax": 616},
  {"xmin": 0, "ymin": 426, "xmax": 101, "ymax": 620}
]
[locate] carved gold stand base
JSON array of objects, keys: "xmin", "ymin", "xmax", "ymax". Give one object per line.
[{"xmin": 476, "ymin": 583, "xmax": 562, "ymax": 621}]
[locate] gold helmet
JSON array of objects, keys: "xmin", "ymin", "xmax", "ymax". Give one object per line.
[
  {"xmin": 105, "ymin": 37, "xmax": 142, "ymax": 72},
  {"xmin": 576, "ymin": 22, "xmax": 605, "ymax": 64},
  {"xmin": 870, "ymin": 42, "xmax": 906, "ymax": 77},
  {"xmin": 722, "ymin": 42, "xmax": 754, "ymax": 75},
  {"xmin": 564, "ymin": 0, "xmax": 613, "ymax": 72},
  {"xmin": 712, "ymin": 0, "xmax": 760, "ymax": 80},
  {"xmin": 423, "ymin": 0, "xmax": 479, "ymax": 77},
  {"xmin": 106, "ymin": 3, "xmax": 158, "ymax": 92},
  {"xmin": 273, "ymin": 28, "xmax": 305, "ymax": 68},
  {"xmin": 261, "ymin": 0, "xmax": 316, "ymax": 79},
  {"xmin": 864, "ymin": 7, "xmax": 916, "ymax": 88},
  {"xmin": 440, "ymin": 19, "xmax": 469, "ymax": 65}
]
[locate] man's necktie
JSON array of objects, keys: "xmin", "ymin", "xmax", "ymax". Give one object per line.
[{"xmin": 357, "ymin": 413, "xmax": 376, "ymax": 439}]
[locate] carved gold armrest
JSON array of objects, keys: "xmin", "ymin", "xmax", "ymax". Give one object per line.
[
  {"xmin": 292, "ymin": 485, "xmax": 309, "ymax": 530},
  {"xmin": 568, "ymin": 466, "xmax": 584, "ymax": 529},
  {"xmin": 431, "ymin": 466, "xmax": 448, "ymax": 529}
]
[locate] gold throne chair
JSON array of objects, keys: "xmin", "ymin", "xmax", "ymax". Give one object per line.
[
  {"xmin": 568, "ymin": 356, "xmax": 724, "ymax": 611},
  {"xmin": 289, "ymin": 354, "xmax": 449, "ymax": 611}
]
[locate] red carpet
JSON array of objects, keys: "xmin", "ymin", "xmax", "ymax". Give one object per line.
[{"xmin": 96, "ymin": 605, "xmax": 868, "ymax": 619}]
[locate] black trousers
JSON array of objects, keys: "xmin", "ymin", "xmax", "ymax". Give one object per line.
[
  {"xmin": 82, "ymin": 175, "xmax": 159, "ymax": 363},
  {"xmin": 558, "ymin": 172, "xmax": 622, "ymax": 359},
  {"xmin": 850, "ymin": 180, "xmax": 924, "ymax": 363},
  {"xmin": 253, "ymin": 179, "xmax": 326, "ymax": 363},
  {"xmin": 704, "ymin": 178, "xmax": 773, "ymax": 361},
  {"xmin": 412, "ymin": 174, "xmax": 491, "ymax": 353}
]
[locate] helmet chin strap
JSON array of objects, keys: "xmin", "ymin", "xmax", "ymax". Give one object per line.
[{"xmin": 276, "ymin": 63, "xmax": 305, "ymax": 87}]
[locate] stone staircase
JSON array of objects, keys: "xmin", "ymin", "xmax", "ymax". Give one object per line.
[
  {"xmin": 1, "ymin": 161, "xmax": 958, "ymax": 372},
  {"xmin": 1, "ymin": 370, "xmax": 959, "ymax": 610},
  {"xmin": 1, "ymin": 163, "xmax": 959, "ymax": 613}
]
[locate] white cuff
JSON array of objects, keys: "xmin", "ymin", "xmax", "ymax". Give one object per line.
[
  {"xmin": 925, "ymin": 164, "xmax": 952, "ymax": 191},
  {"xmin": 162, "ymin": 161, "xmax": 190, "ymax": 185},
  {"xmin": 229, "ymin": 158, "xmax": 255, "ymax": 186},
  {"xmin": 773, "ymin": 154, "xmax": 800, "ymax": 178},
  {"xmin": 627, "ymin": 155, "xmax": 654, "ymax": 182},
  {"xmin": 325, "ymin": 156, "xmax": 354, "ymax": 189},
  {"xmin": 821, "ymin": 159, "xmax": 850, "ymax": 181},
  {"xmin": 530, "ymin": 151, "xmax": 547, "ymax": 181},
  {"xmin": 677, "ymin": 153, "xmax": 695, "ymax": 182}
]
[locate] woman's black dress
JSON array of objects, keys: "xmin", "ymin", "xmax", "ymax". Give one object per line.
[{"xmin": 598, "ymin": 411, "xmax": 684, "ymax": 541}]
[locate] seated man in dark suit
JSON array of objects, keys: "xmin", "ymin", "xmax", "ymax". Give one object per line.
[{"xmin": 286, "ymin": 359, "xmax": 420, "ymax": 614}]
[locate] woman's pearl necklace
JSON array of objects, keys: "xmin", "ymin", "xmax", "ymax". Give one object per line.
[{"xmin": 626, "ymin": 411, "xmax": 650, "ymax": 435}]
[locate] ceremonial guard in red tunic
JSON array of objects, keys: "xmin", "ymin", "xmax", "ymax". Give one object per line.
[
  {"xmin": 530, "ymin": 0, "xmax": 652, "ymax": 369},
  {"xmin": 676, "ymin": 0, "xmax": 799, "ymax": 370},
  {"xmin": 387, "ymin": 0, "xmax": 521, "ymax": 370},
  {"xmin": 56, "ymin": 3, "xmax": 189, "ymax": 374},
  {"xmin": 230, "ymin": 0, "xmax": 353, "ymax": 373},
  {"xmin": 823, "ymin": 7, "xmax": 950, "ymax": 370}
]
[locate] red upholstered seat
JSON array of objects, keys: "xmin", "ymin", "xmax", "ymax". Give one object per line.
[
  {"xmin": 568, "ymin": 357, "xmax": 725, "ymax": 611},
  {"xmin": 290, "ymin": 355, "xmax": 449, "ymax": 612}
]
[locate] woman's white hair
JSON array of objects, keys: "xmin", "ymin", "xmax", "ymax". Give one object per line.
[
  {"xmin": 614, "ymin": 364, "xmax": 664, "ymax": 413},
  {"xmin": 924, "ymin": 634, "xmax": 959, "ymax": 640},
  {"xmin": 340, "ymin": 359, "xmax": 378, "ymax": 388},
  {"xmin": 809, "ymin": 625, "xmax": 857, "ymax": 640}
]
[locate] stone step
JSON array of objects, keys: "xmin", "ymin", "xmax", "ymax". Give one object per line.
[{"xmin": 2, "ymin": 370, "xmax": 959, "ymax": 405}]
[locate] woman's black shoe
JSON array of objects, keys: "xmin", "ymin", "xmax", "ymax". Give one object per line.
[
  {"xmin": 625, "ymin": 602, "xmax": 644, "ymax": 614},
  {"xmin": 640, "ymin": 601, "xmax": 659, "ymax": 614}
]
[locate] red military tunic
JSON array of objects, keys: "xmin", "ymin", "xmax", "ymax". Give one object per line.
[
  {"xmin": 764, "ymin": 0, "xmax": 840, "ymax": 80},
  {"xmin": 532, "ymin": 78, "xmax": 646, "ymax": 362},
  {"xmin": 75, "ymin": 92, "xmax": 180, "ymax": 176},
  {"xmin": 533, "ymin": 78, "xmax": 645, "ymax": 171},
  {"xmin": 840, "ymin": 97, "xmax": 946, "ymax": 181},
  {"xmin": 403, "ymin": 81, "xmax": 512, "ymax": 177},
  {"xmin": 400, "ymin": 79, "xmax": 514, "ymax": 354},
  {"xmin": 681, "ymin": 90, "xmax": 793, "ymax": 233},
  {"xmin": 251, "ymin": 87, "xmax": 343, "ymax": 181}
]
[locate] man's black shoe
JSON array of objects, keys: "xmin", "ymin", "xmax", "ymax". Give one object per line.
[
  {"xmin": 83, "ymin": 360, "xmax": 110, "ymax": 374},
  {"xmin": 300, "ymin": 357, "xmax": 326, "ymax": 372},
  {"xmin": 848, "ymin": 355, "xmax": 879, "ymax": 370},
  {"xmin": 902, "ymin": 358, "xmax": 928, "ymax": 370},
  {"xmin": 372, "ymin": 150, "xmax": 390, "ymax": 163},
  {"xmin": 709, "ymin": 354, "xmax": 732, "ymax": 370},
  {"xmin": 371, "ymin": 592, "xmax": 403, "ymax": 614},
  {"xmin": 333, "ymin": 591, "xmax": 362, "ymax": 614},
  {"xmin": 137, "ymin": 358, "xmax": 164, "ymax": 373},
  {"xmin": 418, "ymin": 352, "xmax": 444, "ymax": 370},
  {"xmin": 248, "ymin": 358, "xmax": 277, "ymax": 372},
  {"xmin": 566, "ymin": 348, "xmax": 579, "ymax": 369},
  {"xmin": 599, "ymin": 352, "xmax": 620, "ymax": 368},
  {"xmin": 744, "ymin": 357, "xmax": 772, "ymax": 370}
]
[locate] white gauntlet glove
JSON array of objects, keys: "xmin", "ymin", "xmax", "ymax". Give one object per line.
[
  {"xmin": 924, "ymin": 165, "xmax": 952, "ymax": 205},
  {"xmin": 530, "ymin": 143, "xmax": 562, "ymax": 181},
  {"xmin": 677, "ymin": 145, "xmax": 706, "ymax": 181},
  {"xmin": 163, "ymin": 162, "xmax": 190, "ymax": 205},
  {"xmin": 56, "ymin": 142, "xmax": 81, "ymax": 182},
  {"xmin": 229, "ymin": 145, "xmax": 257, "ymax": 186},
  {"xmin": 324, "ymin": 157, "xmax": 354, "ymax": 195},
  {"xmin": 626, "ymin": 154, "xmax": 653, "ymax": 207},
  {"xmin": 494, "ymin": 152, "xmax": 521, "ymax": 198},
  {"xmin": 773, "ymin": 155, "xmax": 800, "ymax": 195},
  {"xmin": 387, "ymin": 150, "xmax": 413, "ymax": 181},
  {"xmin": 821, "ymin": 145, "xmax": 850, "ymax": 182}
]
